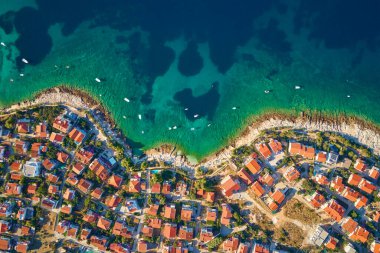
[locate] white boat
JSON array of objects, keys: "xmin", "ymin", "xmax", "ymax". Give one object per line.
[
  {"xmin": 124, "ymin": 97, "xmax": 130, "ymax": 102},
  {"xmin": 22, "ymin": 58, "xmax": 29, "ymax": 64},
  {"xmin": 207, "ymin": 123, "xmax": 211, "ymax": 127},
  {"xmin": 10, "ymin": 79, "xmax": 14, "ymax": 82},
  {"xmin": 99, "ymin": 94, "xmax": 102, "ymax": 97},
  {"xmin": 168, "ymin": 127, "xmax": 172, "ymax": 130},
  {"xmin": 122, "ymin": 116, "xmax": 126, "ymax": 119},
  {"xmin": 190, "ymin": 127, "xmax": 195, "ymax": 131},
  {"xmin": 0, "ymin": 42, "xmax": 6, "ymax": 47},
  {"xmin": 173, "ymin": 126, "xmax": 177, "ymax": 130},
  {"xmin": 19, "ymin": 73, "xmax": 24, "ymax": 77},
  {"xmin": 138, "ymin": 114, "xmax": 142, "ymax": 120},
  {"xmin": 184, "ymin": 108, "xmax": 188, "ymax": 111},
  {"xmin": 194, "ymin": 114, "xmax": 199, "ymax": 118},
  {"xmin": 95, "ymin": 78, "xmax": 101, "ymax": 83},
  {"xmin": 264, "ymin": 90, "xmax": 270, "ymax": 94},
  {"xmin": 65, "ymin": 65, "xmax": 70, "ymax": 69},
  {"xmin": 294, "ymin": 85, "xmax": 301, "ymax": 90},
  {"xmin": 141, "ymin": 130, "xmax": 144, "ymax": 134},
  {"xmin": 232, "ymin": 107, "xmax": 237, "ymax": 110}
]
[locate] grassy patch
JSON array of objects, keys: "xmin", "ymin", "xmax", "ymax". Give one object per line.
[
  {"xmin": 274, "ymin": 222, "xmax": 305, "ymax": 248},
  {"xmin": 284, "ymin": 199, "xmax": 321, "ymax": 224}
]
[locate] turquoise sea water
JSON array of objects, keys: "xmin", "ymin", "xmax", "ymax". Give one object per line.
[{"xmin": 1, "ymin": 0, "xmax": 380, "ymax": 160}]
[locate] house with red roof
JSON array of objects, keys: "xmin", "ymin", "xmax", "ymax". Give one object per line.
[
  {"xmin": 178, "ymin": 226, "xmax": 194, "ymax": 241},
  {"xmin": 77, "ymin": 179, "xmax": 93, "ymax": 194},
  {"xmin": 181, "ymin": 205, "xmax": 193, "ymax": 222},
  {"xmin": 220, "ymin": 175, "xmax": 240, "ymax": 197},
  {"xmin": 5, "ymin": 182, "xmax": 22, "ymax": 195},
  {"xmin": 354, "ymin": 159, "xmax": 367, "ymax": 172},
  {"xmin": 358, "ymin": 178, "xmax": 377, "ymax": 194},
  {"xmin": 237, "ymin": 168, "xmax": 254, "ymax": 185},
  {"xmin": 206, "ymin": 208, "xmax": 218, "ymax": 222},
  {"xmin": 260, "ymin": 173, "xmax": 275, "ymax": 186},
  {"xmin": 53, "ymin": 117, "xmax": 72, "ymax": 133},
  {"xmin": 0, "ymin": 237, "xmax": 11, "ymax": 251},
  {"xmin": 256, "ymin": 143, "xmax": 272, "ymax": 159},
  {"xmin": 83, "ymin": 211, "xmax": 98, "ymax": 223},
  {"xmin": 331, "ymin": 176, "xmax": 345, "ymax": 193},
  {"xmin": 251, "ymin": 181, "xmax": 265, "ymax": 197},
  {"xmin": 16, "ymin": 119, "xmax": 30, "ymax": 134},
  {"xmin": 68, "ymin": 127, "xmax": 86, "ymax": 145},
  {"xmin": 348, "ymin": 174, "xmax": 362, "ymax": 186},
  {"xmin": 90, "ymin": 235, "xmax": 109, "ymax": 251},
  {"xmin": 371, "ymin": 241, "xmax": 380, "ymax": 253},
  {"xmin": 164, "ymin": 204, "xmax": 176, "ymax": 220},
  {"xmin": 245, "ymin": 159, "xmax": 261, "ymax": 174},
  {"xmin": 221, "ymin": 204, "xmax": 233, "ymax": 226},
  {"xmin": 89, "ymin": 159, "xmax": 110, "ymax": 181},
  {"xmin": 199, "ymin": 227, "xmax": 213, "ymax": 243},
  {"xmin": 162, "ymin": 181, "xmax": 171, "ymax": 194},
  {"xmin": 149, "ymin": 218, "xmax": 162, "ymax": 229},
  {"xmin": 15, "ymin": 241, "xmax": 29, "ymax": 253},
  {"xmin": 49, "ymin": 132, "xmax": 65, "ymax": 144},
  {"xmin": 283, "ymin": 167, "xmax": 300, "ymax": 182},
  {"xmin": 223, "ymin": 237, "xmax": 239, "ymax": 252},
  {"xmin": 105, "ymin": 195, "xmax": 122, "ymax": 208},
  {"xmin": 322, "ymin": 200, "xmax": 345, "ymax": 222},
  {"xmin": 91, "ymin": 188, "xmax": 104, "ymax": 200},
  {"xmin": 309, "ymin": 191, "xmax": 326, "ymax": 208},
  {"xmin": 269, "ymin": 139, "xmax": 283, "ymax": 154},
  {"xmin": 146, "ymin": 204, "xmax": 159, "ymax": 216},
  {"xmin": 369, "ymin": 166, "xmax": 380, "ymax": 181},
  {"xmin": 151, "ymin": 183, "xmax": 161, "ymax": 193},
  {"xmin": 288, "ymin": 142, "xmax": 315, "ymax": 159},
  {"xmin": 314, "ymin": 174, "xmax": 329, "ymax": 185},
  {"xmin": 253, "ymin": 243, "xmax": 270, "ymax": 253},
  {"xmin": 80, "ymin": 228, "xmax": 92, "ymax": 240},
  {"xmin": 162, "ymin": 223, "xmax": 177, "ymax": 239},
  {"xmin": 112, "ymin": 220, "xmax": 132, "ymax": 238},
  {"xmin": 63, "ymin": 188, "xmax": 76, "ymax": 201},
  {"xmin": 75, "ymin": 148, "xmax": 95, "ymax": 165},
  {"xmin": 97, "ymin": 217, "xmax": 112, "ymax": 230},
  {"xmin": 108, "ymin": 174, "xmax": 123, "ymax": 188},
  {"xmin": 72, "ymin": 163, "xmax": 86, "ymax": 175},
  {"xmin": 316, "ymin": 151, "xmax": 327, "ymax": 163},
  {"xmin": 128, "ymin": 177, "xmax": 141, "ymax": 193},
  {"xmin": 35, "ymin": 122, "xmax": 48, "ymax": 138}
]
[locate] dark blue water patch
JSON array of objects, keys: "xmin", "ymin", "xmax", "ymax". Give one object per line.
[
  {"xmin": 0, "ymin": 11, "xmax": 15, "ymax": 34},
  {"xmin": 178, "ymin": 41, "xmax": 203, "ymax": 77},
  {"xmin": 257, "ymin": 18, "xmax": 292, "ymax": 56},
  {"xmin": 173, "ymin": 82, "xmax": 220, "ymax": 122},
  {"xmin": 144, "ymin": 109, "xmax": 156, "ymax": 123},
  {"xmin": 294, "ymin": 0, "xmax": 380, "ymax": 50}
]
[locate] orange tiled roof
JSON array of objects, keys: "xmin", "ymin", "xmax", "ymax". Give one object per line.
[
  {"xmin": 245, "ymin": 159, "xmax": 261, "ymax": 174},
  {"xmin": 108, "ymin": 174, "xmax": 123, "ymax": 188},
  {"xmin": 162, "ymin": 223, "xmax": 177, "ymax": 239},
  {"xmin": 342, "ymin": 217, "xmax": 358, "ymax": 234},
  {"xmin": 238, "ymin": 168, "xmax": 254, "ymax": 185},
  {"xmin": 97, "ymin": 217, "xmax": 112, "ymax": 230},
  {"xmin": 257, "ymin": 143, "xmax": 272, "ymax": 159},
  {"xmin": 323, "ymin": 200, "xmax": 345, "ymax": 222},
  {"xmin": 369, "ymin": 166, "xmax": 380, "ymax": 180},
  {"xmin": 251, "ymin": 181, "xmax": 265, "ymax": 197},
  {"xmin": 269, "ymin": 139, "xmax": 282, "ymax": 153},
  {"xmin": 309, "ymin": 191, "xmax": 326, "ymax": 208},
  {"xmin": 316, "ymin": 151, "xmax": 327, "ymax": 163},
  {"xmin": 271, "ymin": 190, "xmax": 285, "ymax": 205},
  {"xmin": 283, "ymin": 167, "xmax": 300, "ymax": 182},
  {"xmin": 261, "ymin": 173, "xmax": 274, "ymax": 186},
  {"xmin": 220, "ymin": 175, "xmax": 240, "ymax": 197},
  {"xmin": 348, "ymin": 174, "xmax": 363, "ymax": 186},
  {"xmin": 354, "ymin": 159, "xmax": 366, "ymax": 172}
]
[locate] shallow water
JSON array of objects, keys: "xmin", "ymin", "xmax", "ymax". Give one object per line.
[{"xmin": 0, "ymin": 0, "xmax": 380, "ymax": 159}]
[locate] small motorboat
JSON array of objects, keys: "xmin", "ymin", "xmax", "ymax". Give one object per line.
[
  {"xmin": 10, "ymin": 79, "xmax": 14, "ymax": 82},
  {"xmin": 173, "ymin": 126, "xmax": 177, "ymax": 130},
  {"xmin": 123, "ymin": 116, "xmax": 126, "ymax": 119},
  {"xmin": 184, "ymin": 108, "xmax": 188, "ymax": 111},
  {"xmin": 347, "ymin": 95, "xmax": 351, "ymax": 98},
  {"xmin": 0, "ymin": 42, "xmax": 6, "ymax": 47},
  {"xmin": 19, "ymin": 73, "xmax": 24, "ymax": 77},
  {"xmin": 168, "ymin": 127, "xmax": 172, "ymax": 130},
  {"xmin": 264, "ymin": 90, "xmax": 270, "ymax": 94},
  {"xmin": 141, "ymin": 130, "xmax": 144, "ymax": 134},
  {"xmin": 232, "ymin": 107, "xmax": 237, "ymax": 110},
  {"xmin": 190, "ymin": 127, "xmax": 195, "ymax": 131},
  {"xmin": 138, "ymin": 114, "xmax": 142, "ymax": 120},
  {"xmin": 22, "ymin": 58, "xmax": 29, "ymax": 64},
  {"xmin": 194, "ymin": 114, "xmax": 199, "ymax": 118},
  {"xmin": 207, "ymin": 123, "xmax": 211, "ymax": 127},
  {"xmin": 124, "ymin": 97, "xmax": 130, "ymax": 102},
  {"xmin": 294, "ymin": 85, "xmax": 301, "ymax": 90},
  {"xmin": 95, "ymin": 78, "xmax": 101, "ymax": 83}
]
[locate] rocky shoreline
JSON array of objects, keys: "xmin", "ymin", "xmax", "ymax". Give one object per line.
[{"xmin": 1, "ymin": 86, "xmax": 380, "ymax": 167}]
